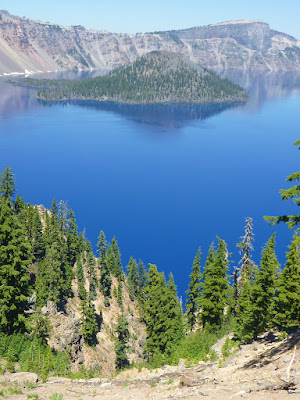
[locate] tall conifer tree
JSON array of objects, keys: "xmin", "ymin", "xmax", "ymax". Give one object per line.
[
  {"xmin": 115, "ymin": 314, "xmax": 130, "ymax": 370},
  {"xmin": 97, "ymin": 231, "xmax": 111, "ymax": 306},
  {"xmin": 200, "ymin": 238, "xmax": 230, "ymax": 330},
  {"xmin": 185, "ymin": 247, "xmax": 201, "ymax": 332},
  {"xmin": 111, "ymin": 237, "xmax": 123, "ymax": 278},
  {"xmin": 0, "ymin": 199, "xmax": 31, "ymax": 333},
  {"xmin": 237, "ymin": 217, "xmax": 255, "ymax": 289},
  {"xmin": 235, "ymin": 234, "xmax": 279, "ymax": 342},
  {"xmin": 144, "ymin": 264, "xmax": 168, "ymax": 355},
  {"xmin": 275, "ymin": 232, "xmax": 300, "ymax": 327},
  {"xmin": 144, "ymin": 264, "xmax": 183, "ymax": 357},
  {"xmin": 85, "ymin": 240, "xmax": 97, "ymax": 300},
  {"xmin": 265, "ymin": 140, "xmax": 300, "ymax": 228},
  {"xmin": 97, "ymin": 230, "xmax": 107, "ymax": 267},
  {"xmin": 127, "ymin": 257, "xmax": 139, "ymax": 301},
  {"xmin": 32, "ymin": 208, "xmax": 46, "ymax": 262},
  {"xmin": 66, "ymin": 209, "xmax": 79, "ymax": 267},
  {"xmin": 163, "ymin": 273, "xmax": 184, "ymax": 355},
  {"xmin": 76, "ymin": 257, "xmax": 86, "ymax": 300},
  {"xmin": 81, "ymin": 300, "xmax": 98, "ymax": 346},
  {"xmin": 0, "ymin": 166, "xmax": 15, "ymax": 202}
]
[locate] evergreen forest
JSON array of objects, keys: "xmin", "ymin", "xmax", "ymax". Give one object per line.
[
  {"xmin": 0, "ymin": 141, "xmax": 299, "ymax": 378},
  {"xmin": 22, "ymin": 51, "xmax": 247, "ymax": 103}
]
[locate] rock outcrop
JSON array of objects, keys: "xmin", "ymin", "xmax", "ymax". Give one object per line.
[
  {"xmin": 37, "ymin": 272, "xmax": 146, "ymax": 377},
  {"xmin": 1, "ymin": 10, "xmax": 300, "ymax": 75}
]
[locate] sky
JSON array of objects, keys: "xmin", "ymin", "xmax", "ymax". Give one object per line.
[{"xmin": 1, "ymin": 0, "xmax": 300, "ymax": 39}]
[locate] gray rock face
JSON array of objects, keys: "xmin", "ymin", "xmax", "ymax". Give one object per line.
[
  {"xmin": 174, "ymin": 21, "xmax": 276, "ymax": 51},
  {"xmin": 0, "ymin": 11, "xmax": 300, "ymax": 74}
]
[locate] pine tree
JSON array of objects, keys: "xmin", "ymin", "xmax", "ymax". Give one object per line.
[
  {"xmin": 138, "ymin": 259, "xmax": 147, "ymax": 293},
  {"xmin": 163, "ymin": 273, "xmax": 184, "ymax": 355},
  {"xmin": 137, "ymin": 260, "xmax": 147, "ymax": 311},
  {"xmin": 14, "ymin": 194, "xmax": 25, "ymax": 214},
  {"xmin": 0, "ymin": 199, "xmax": 31, "ymax": 334},
  {"xmin": 185, "ymin": 247, "xmax": 201, "ymax": 332},
  {"xmin": 66, "ymin": 209, "xmax": 79, "ymax": 267},
  {"xmin": 50, "ymin": 199, "xmax": 59, "ymax": 226},
  {"xmin": 85, "ymin": 240, "xmax": 97, "ymax": 300},
  {"xmin": 115, "ymin": 314, "xmax": 130, "ymax": 370},
  {"xmin": 43, "ymin": 211, "xmax": 52, "ymax": 246},
  {"xmin": 200, "ymin": 238, "xmax": 230, "ymax": 330},
  {"xmin": 234, "ymin": 277, "xmax": 255, "ymax": 343},
  {"xmin": 233, "ymin": 218, "xmax": 256, "ymax": 316},
  {"xmin": 105, "ymin": 244, "xmax": 115, "ymax": 273},
  {"xmin": 127, "ymin": 256, "xmax": 139, "ymax": 301},
  {"xmin": 58, "ymin": 200, "xmax": 68, "ymax": 233},
  {"xmin": 78, "ymin": 231, "xmax": 86, "ymax": 255},
  {"xmin": 236, "ymin": 234, "xmax": 279, "ymax": 342},
  {"xmin": 103, "ymin": 237, "xmax": 122, "ymax": 278},
  {"xmin": 36, "ymin": 243, "xmax": 63, "ymax": 305},
  {"xmin": 81, "ymin": 300, "xmax": 98, "ymax": 346},
  {"xmin": 265, "ymin": 140, "xmax": 300, "ymax": 228},
  {"xmin": 274, "ymin": 232, "xmax": 300, "ymax": 327},
  {"xmin": 0, "ymin": 166, "xmax": 15, "ymax": 202},
  {"xmin": 36, "ymin": 201, "xmax": 74, "ymax": 306},
  {"xmin": 144, "ymin": 264, "xmax": 168, "ymax": 355},
  {"xmin": 144, "ymin": 264, "xmax": 183, "ymax": 357},
  {"xmin": 117, "ymin": 277, "xmax": 123, "ymax": 308},
  {"xmin": 32, "ymin": 207, "xmax": 46, "ymax": 262},
  {"xmin": 50, "ymin": 201, "xmax": 74, "ymax": 301},
  {"xmin": 76, "ymin": 257, "xmax": 86, "ymax": 300},
  {"xmin": 29, "ymin": 308, "xmax": 51, "ymax": 344},
  {"xmin": 237, "ymin": 217, "xmax": 255, "ymax": 289},
  {"xmin": 97, "ymin": 230, "xmax": 107, "ymax": 266},
  {"xmin": 97, "ymin": 232, "xmax": 111, "ymax": 306}
]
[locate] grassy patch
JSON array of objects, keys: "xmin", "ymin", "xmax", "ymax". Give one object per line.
[
  {"xmin": 49, "ymin": 394, "xmax": 64, "ymax": 400},
  {"xmin": 8, "ymin": 387, "xmax": 23, "ymax": 394},
  {"xmin": 26, "ymin": 382, "xmax": 37, "ymax": 389}
]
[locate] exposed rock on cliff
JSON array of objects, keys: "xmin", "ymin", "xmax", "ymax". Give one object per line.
[{"xmin": 0, "ymin": 10, "xmax": 300, "ymax": 74}]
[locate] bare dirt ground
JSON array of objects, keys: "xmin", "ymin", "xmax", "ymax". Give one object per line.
[{"xmin": 1, "ymin": 331, "xmax": 299, "ymax": 400}]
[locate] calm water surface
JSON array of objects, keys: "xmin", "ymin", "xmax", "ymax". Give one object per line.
[{"xmin": 1, "ymin": 70, "xmax": 300, "ymax": 300}]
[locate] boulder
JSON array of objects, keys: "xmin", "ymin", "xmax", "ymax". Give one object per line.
[{"xmin": 9, "ymin": 372, "xmax": 38, "ymax": 385}]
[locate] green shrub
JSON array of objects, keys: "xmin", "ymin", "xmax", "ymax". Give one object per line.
[
  {"xmin": 26, "ymin": 382, "xmax": 37, "ymax": 389},
  {"xmin": 0, "ymin": 333, "xmax": 71, "ymax": 380},
  {"xmin": 49, "ymin": 394, "xmax": 64, "ymax": 400},
  {"xmin": 6, "ymin": 360, "xmax": 15, "ymax": 373},
  {"xmin": 8, "ymin": 387, "xmax": 23, "ymax": 394},
  {"xmin": 278, "ymin": 331, "xmax": 288, "ymax": 341},
  {"xmin": 209, "ymin": 349, "xmax": 218, "ymax": 362},
  {"xmin": 221, "ymin": 337, "xmax": 238, "ymax": 360}
]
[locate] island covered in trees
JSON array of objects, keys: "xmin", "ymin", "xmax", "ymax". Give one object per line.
[{"xmin": 20, "ymin": 51, "xmax": 247, "ymax": 104}]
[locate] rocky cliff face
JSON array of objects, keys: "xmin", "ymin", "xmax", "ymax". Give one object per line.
[
  {"xmin": 1, "ymin": 11, "xmax": 300, "ymax": 75},
  {"xmin": 39, "ymin": 274, "xmax": 146, "ymax": 377}
]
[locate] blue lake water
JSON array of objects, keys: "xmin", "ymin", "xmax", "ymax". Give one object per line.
[{"xmin": 1, "ymin": 70, "xmax": 300, "ymax": 301}]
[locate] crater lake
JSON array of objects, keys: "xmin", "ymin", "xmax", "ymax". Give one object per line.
[{"xmin": 1, "ymin": 70, "xmax": 300, "ymax": 301}]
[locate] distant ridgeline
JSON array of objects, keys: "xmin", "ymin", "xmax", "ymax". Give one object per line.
[{"xmin": 22, "ymin": 52, "xmax": 247, "ymax": 103}]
